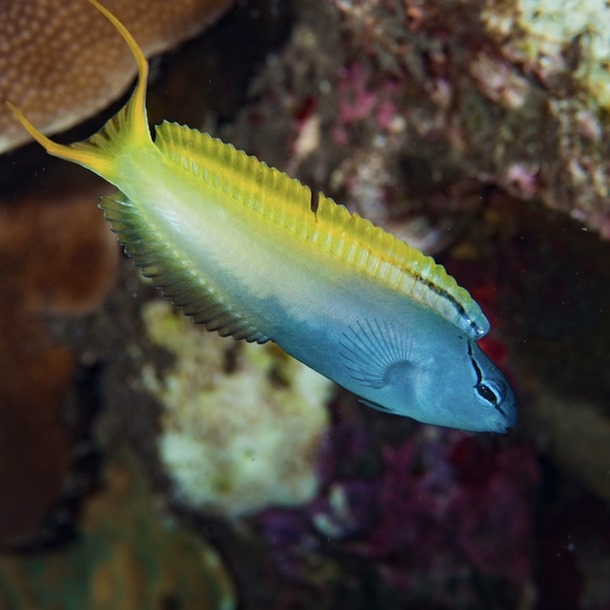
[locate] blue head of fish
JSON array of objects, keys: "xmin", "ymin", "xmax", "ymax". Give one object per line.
[
  {"xmin": 339, "ymin": 317, "xmax": 518, "ymax": 433},
  {"xmin": 382, "ymin": 336, "xmax": 517, "ymax": 433}
]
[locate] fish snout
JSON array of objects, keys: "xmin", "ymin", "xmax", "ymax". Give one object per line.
[{"xmin": 494, "ymin": 398, "xmax": 518, "ymax": 433}]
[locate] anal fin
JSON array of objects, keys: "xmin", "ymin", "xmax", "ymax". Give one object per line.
[{"xmin": 101, "ymin": 194, "xmax": 269, "ymax": 343}]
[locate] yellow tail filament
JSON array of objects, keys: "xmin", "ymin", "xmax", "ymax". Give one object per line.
[{"xmin": 5, "ymin": 0, "xmax": 151, "ymax": 180}]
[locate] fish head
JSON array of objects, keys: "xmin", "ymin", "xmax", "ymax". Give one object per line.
[
  {"xmin": 397, "ymin": 335, "xmax": 517, "ymax": 433},
  {"xmin": 339, "ymin": 318, "xmax": 517, "ymax": 433}
]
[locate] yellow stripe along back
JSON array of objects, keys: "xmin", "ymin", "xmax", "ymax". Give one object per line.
[{"xmin": 154, "ymin": 121, "xmax": 489, "ymax": 339}]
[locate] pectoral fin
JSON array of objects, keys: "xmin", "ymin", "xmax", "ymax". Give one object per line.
[{"xmin": 338, "ymin": 319, "xmax": 413, "ymax": 388}]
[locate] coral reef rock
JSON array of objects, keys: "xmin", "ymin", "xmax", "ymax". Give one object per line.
[
  {"xmin": 0, "ymin": 452, "xmax": 235, "ymax": 610},
  {"xmin": 140, "ymin": 300, "xmax": 334, "ymax": 518},
  {"xmin": 226, "ymin": 0, "xmax": 610, "ymax": 241},
  {"xmin": 0, "ymin": 169, "xmax": 117, "ymax": 549}
]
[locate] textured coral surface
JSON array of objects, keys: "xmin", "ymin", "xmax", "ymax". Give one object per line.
[
  {"xmin": 226, "ymin": 0, "xmax": 610, "ymax": 238},
  {"xmin": 0, "ymin": 168, "xmax": 117, "ymax": 549},
  {"xmin": 0, "ymin": 0, "xmax": 234, "ymax": 154}
]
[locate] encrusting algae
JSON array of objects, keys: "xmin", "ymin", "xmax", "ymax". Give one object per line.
[{"xmin": 487, "ymin": 0, "xmax": 610, "ymax": 108}]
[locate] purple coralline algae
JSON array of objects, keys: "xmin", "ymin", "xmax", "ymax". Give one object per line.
[
  {"xmin": 370, "ymin": 433, "xmax": 537, "ymax": 583},
  {"xmin": 226, "ymin": 0, "xmax": 610, "ymax": 240},
  {"xmin": 253, "ymin": 418, "xmax": 539, "ymax": 607}
]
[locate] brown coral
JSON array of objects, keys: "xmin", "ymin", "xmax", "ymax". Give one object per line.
[
  {"xmin": 0, "ymin": 168, "xmax": 118, "ymax": 548},
  {"xmin": 0, "ymin": 0, "xmax": 234, "ymax": 154}
]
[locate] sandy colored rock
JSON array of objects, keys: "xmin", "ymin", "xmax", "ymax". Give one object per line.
[{"xmin": 141, "ymin": 300, "xmax": 334, "ymax": 518}]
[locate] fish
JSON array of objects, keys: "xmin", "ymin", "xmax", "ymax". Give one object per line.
[{"xmin": 7, "ymin": 0, "xmax": 517, "ymax": 433}]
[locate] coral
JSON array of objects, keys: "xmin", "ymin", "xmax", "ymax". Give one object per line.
[
  {"xmin": 0, "ymin": 168, "xmax": 118, "ymax": 549},
  {"xmin": 368, "ymin": 432, "xmax": 538, "ymax": 584},
  {"xmin": 0, "ymin": 0, "xmax": 234, "ymax": 154},
  {"xmin": 226, "ymin": 0, "xmax": 610, "ymax": 242},
  {"xmin": 252, "ymin": 416, "xmax": 539, "ymax": 609},
  {"xmin": 140, "ymin": 300, "xmax": 334, "ymax": 518},
  {"xmin": 492, "ymin": 0, "xmax": 610, "ymax": 108},
  {"xmin": 0, "ymin": 452, "xmax": 235, "ymax": 610}
]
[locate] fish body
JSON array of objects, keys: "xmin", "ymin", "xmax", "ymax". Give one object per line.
[{"xmin": 8, "ymin": 0, "xmax": 517, "ymax": 432}]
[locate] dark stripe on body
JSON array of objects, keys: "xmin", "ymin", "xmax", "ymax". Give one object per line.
[{"xmin": 309, "ymin": 188, "xmax": 320, "ymax": 217}]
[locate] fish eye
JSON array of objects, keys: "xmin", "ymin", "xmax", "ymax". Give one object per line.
[{"xmin": 474, "ymin": 380, "xmax": 504, "ymax": 407}]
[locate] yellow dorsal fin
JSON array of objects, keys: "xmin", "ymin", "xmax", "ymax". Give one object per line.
[
  {"xmin": 155, "ymin": 121, "xmax": 489, "ymax": 338},
  {"xmin": 6, "ymin": 0, "xmax": 152, "ymax": 183}
]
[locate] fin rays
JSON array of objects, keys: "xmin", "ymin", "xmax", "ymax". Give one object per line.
[
  {"xmin": 154, "ymin": 120, "xmax": 489, "ymax": 339},
  {"xmin": 101, "ymin": 194, "xmax": 269, "ymax": 343},
  {"xmin": 339, "ymin": 319, "xmax": 413, "ymax": 388}
]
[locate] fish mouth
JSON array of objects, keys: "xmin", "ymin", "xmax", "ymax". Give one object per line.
[
  {"xmin": 500, "ymin": 421, "xmax": 516, "ymax": 433},
  {"xmin": 493, "ymin": 409, "xmax": 518, "ymax": 433}
]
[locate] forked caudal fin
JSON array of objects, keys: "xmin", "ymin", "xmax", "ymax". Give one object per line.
[{"xmin": 6, "ymin": 0, "xmax": 152, "ymax": 183}]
